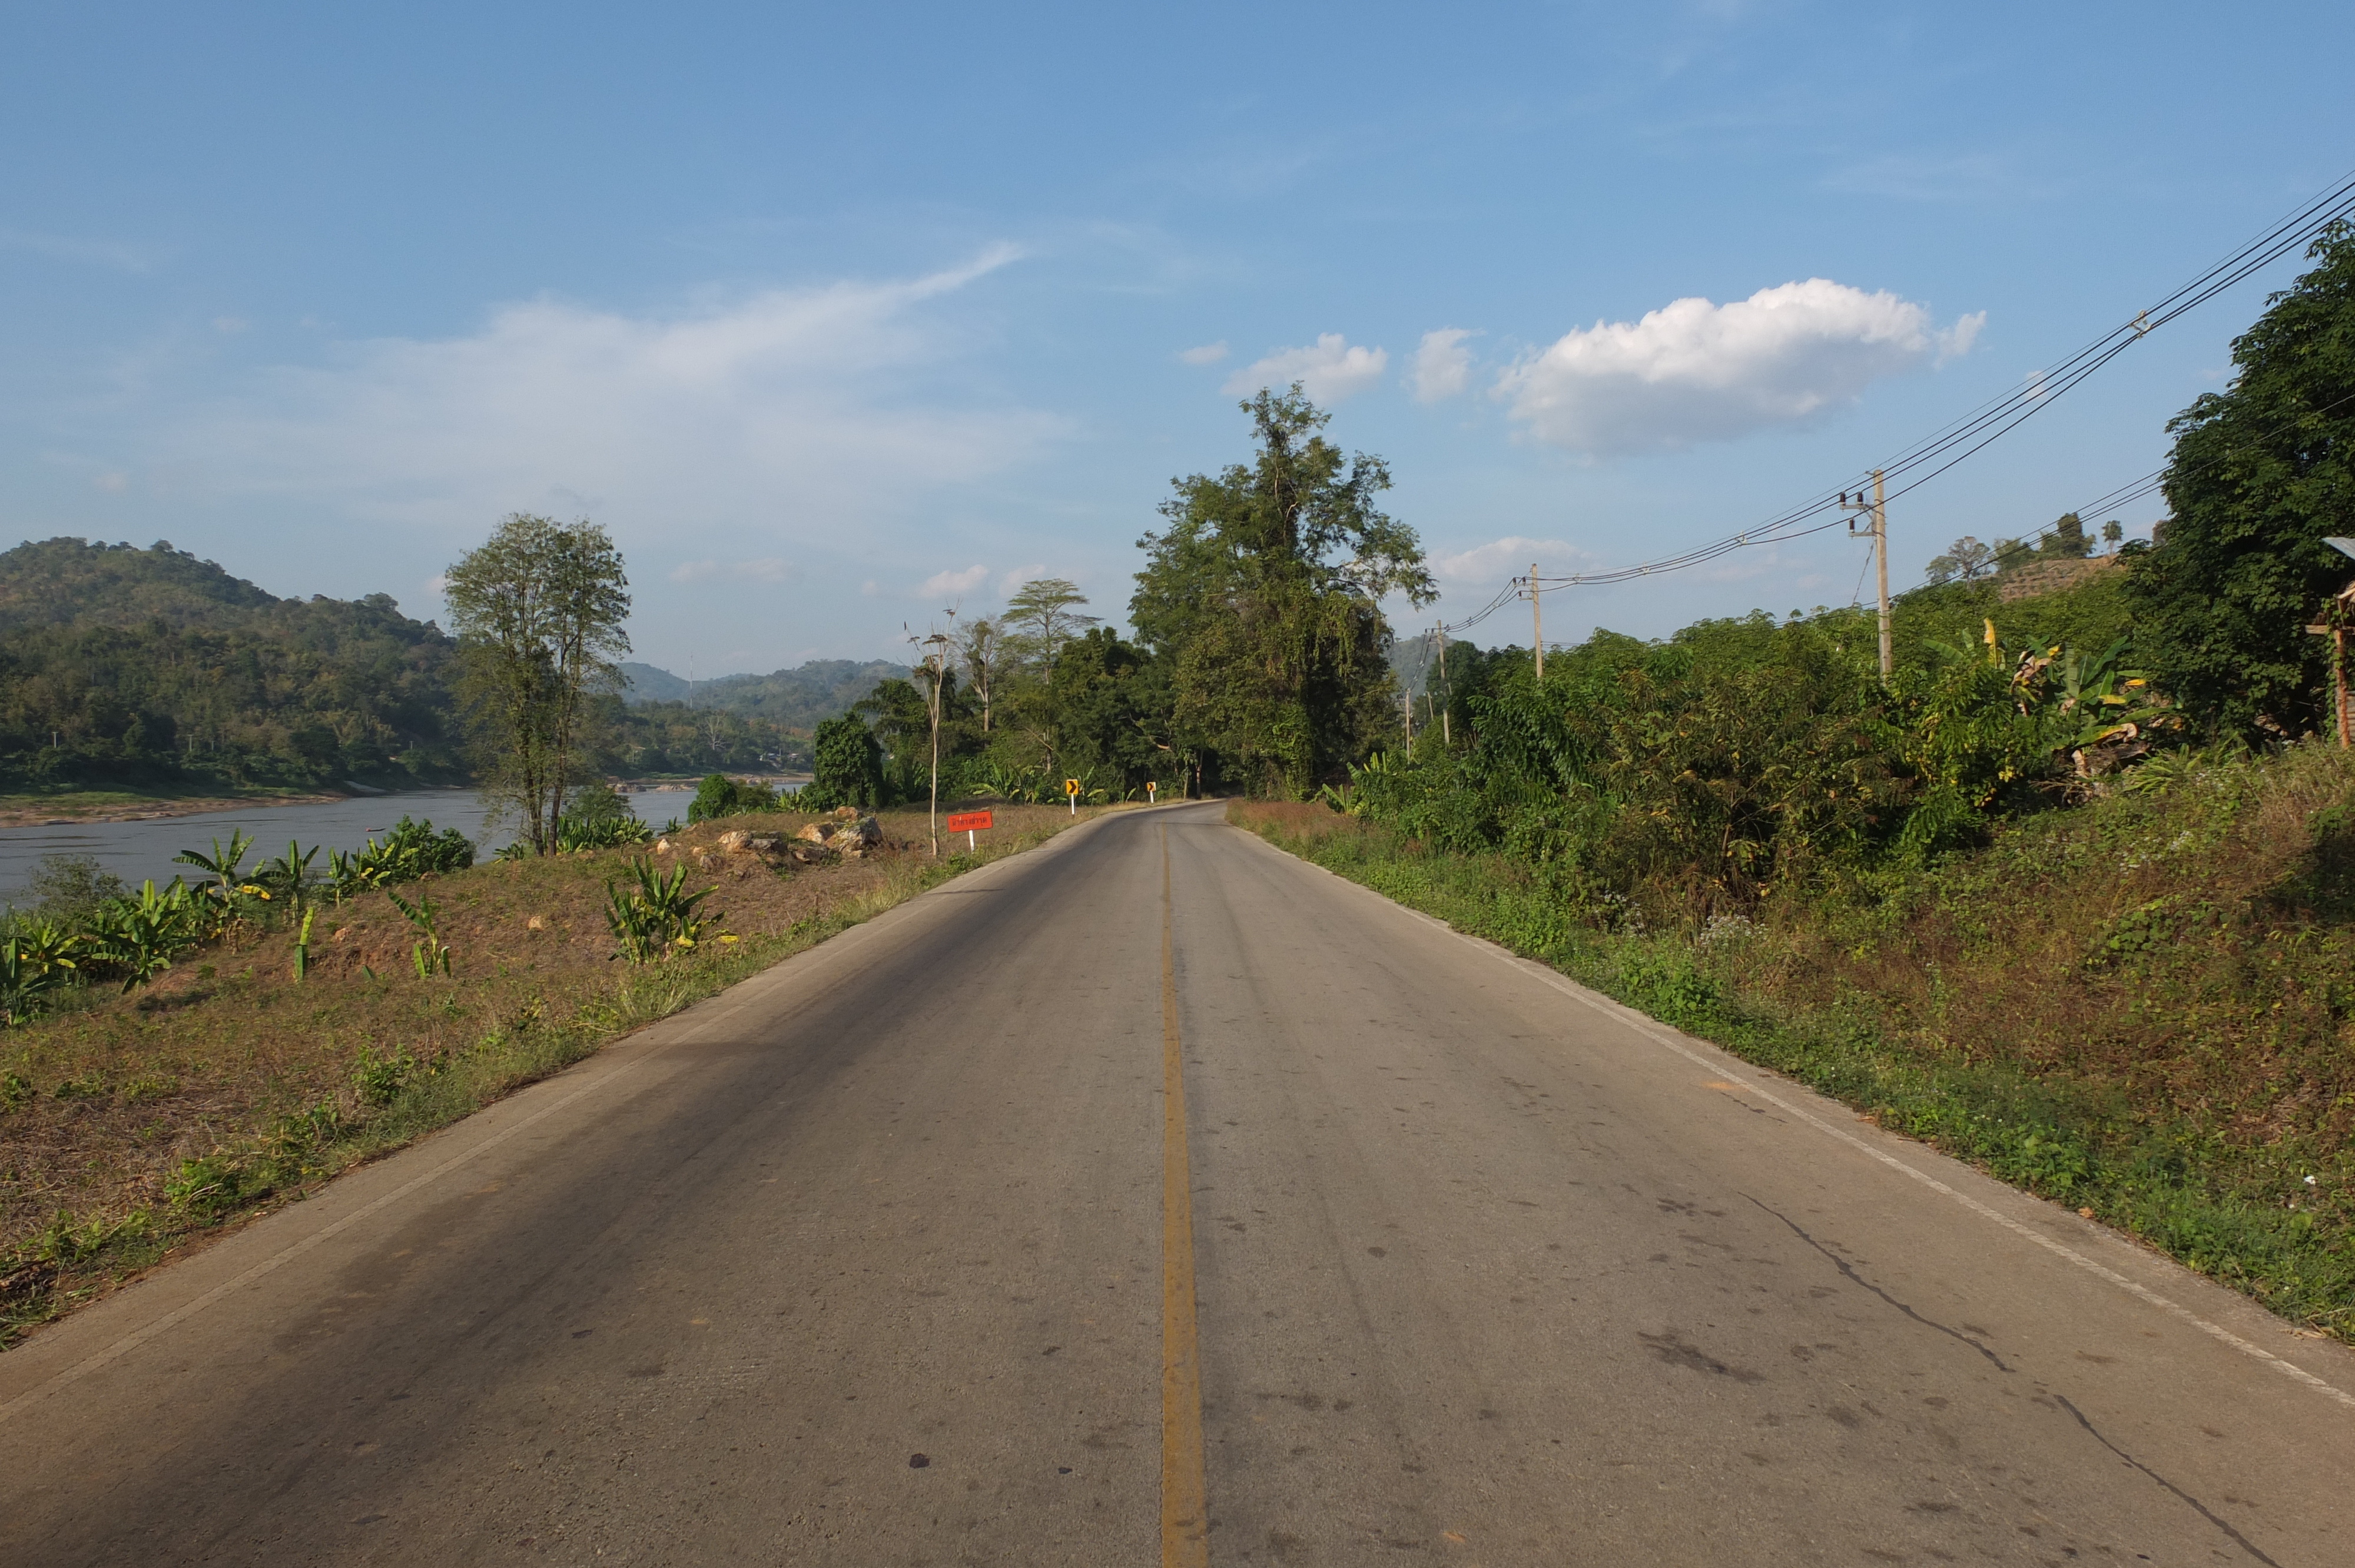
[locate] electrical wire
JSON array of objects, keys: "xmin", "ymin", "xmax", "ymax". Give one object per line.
[{"xmin": 1430, "ymin": 165, "xmax": 2355, "ymax": 634}]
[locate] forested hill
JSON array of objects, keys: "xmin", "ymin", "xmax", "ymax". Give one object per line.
[
  {"xmin": 0, "ymin": 535, "xmax": 283, "ymax": 630},
  {"xmin": 0, "ymin": 537, "xmax": 465, "ymax": 792},
  {"xmin": 621, "ymin": 658, "xmax": 908, "ymax": 729}
]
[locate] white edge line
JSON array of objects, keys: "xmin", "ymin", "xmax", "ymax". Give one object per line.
[
  {"xmin": 1235, "ymin": 825, "xmax": 2355, "ymax": 1414},
  {"xmin": 0, "ymin": 808, "xmax": 1146, "ymax": 1424}
]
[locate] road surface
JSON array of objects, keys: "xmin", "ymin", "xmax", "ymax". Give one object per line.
[{"xmin": 4, "ymin": 802, "xmax": 2351, "ymax": 1565}]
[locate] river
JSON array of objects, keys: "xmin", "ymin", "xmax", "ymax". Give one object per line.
[{"xmin": 0, "ymin": 784, "xmax": 800, "ymax": 909}]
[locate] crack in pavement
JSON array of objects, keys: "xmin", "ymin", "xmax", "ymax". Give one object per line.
[
  {"xmin": 1747, "ymin": 1195, "xmax": 2010, "ymax": 1371},
  {"xmin": 1751, "ymin": 1194, "xmax": 2283, "ymax": 1564},
  {"xmin": 2051, "ymin": 1394, "xmax": 2280, "ymax": 1567}
]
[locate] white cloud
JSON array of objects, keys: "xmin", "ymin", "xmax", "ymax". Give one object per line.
[
  {"xmin": 919, "ymin": 564, "xmax": 990, "ymax": 600},
  {"xmin": 159, "ymin": 247, "xmax": 1060, "ymax": 552},
  {"xmin": 1411, "ymin": 329, "xmax": 1477, "ymax": 403},
  {"xmin": 1223, "ymin": 333, "xmax": 1388, "ymax": 403},
  {"xmin": 1939, "ymin": 310, "xmax": 1986, "ymax": 364},
  {"xmin": 1494, "ymin": 279, "xmax": 1979, "ymax": 456},
  {"xmin": 1178, "ymin": 341, "xmax": 1229, "ymax": 366},
  {"xmin": 1431, "ymin": 535, "xmax": 1589, "ymax": 582},
  {"xmin": 999, "ymin": 563, "xmax": 1047, "ymax": 594}
]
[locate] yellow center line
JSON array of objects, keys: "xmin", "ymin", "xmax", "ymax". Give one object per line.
[{"xmin": 1160, "ymin": 826, "xmax": 1210, "ymax": 1567}]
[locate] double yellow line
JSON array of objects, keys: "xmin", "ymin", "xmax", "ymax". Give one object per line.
[{"xmin": 1160, "ymin": 827, "xmax": 1210, "ymax": 1566}]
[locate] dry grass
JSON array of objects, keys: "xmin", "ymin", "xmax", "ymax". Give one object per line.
[{"xmin": 0, "ymin": 802, "xmax": 1108, "ymax": 1343}]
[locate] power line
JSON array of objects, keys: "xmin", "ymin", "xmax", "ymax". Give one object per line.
[{"xmin": 1433, "ymin": 166, "xmax": 2355, "ymax": 635}]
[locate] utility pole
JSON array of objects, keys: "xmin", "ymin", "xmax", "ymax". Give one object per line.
[
  {"xmin": 1530, "ymin": 563, "xmax": 1543, "ymax": 679},
  {"xmin": 1436, "ymin": 628, "xmax": 1450, "ymax": 746},
  {"xmin": 917, "ymin": 630, "xmax": 953, "ymax": 856},
  {"xmin": 2311, "ymin": 539, "xmax": 2355, "ymax": 749},
  {"xmin": 1842, "ymin": 471, "xmax": 1893, "ymax": 685}
]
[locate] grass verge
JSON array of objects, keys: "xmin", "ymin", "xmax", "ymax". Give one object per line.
[
  {"xmin": 1232, "ymin": 777, "xmax": 2355, "ymax": 1344},
  {"xmin": 0, "ymin": 803, "xmax": 1112, "ymax": 1347}
]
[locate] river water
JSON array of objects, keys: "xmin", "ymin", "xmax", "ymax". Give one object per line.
[{"xmin": 0, "ymin": 784, "xmax": 779, "ymax": 909}]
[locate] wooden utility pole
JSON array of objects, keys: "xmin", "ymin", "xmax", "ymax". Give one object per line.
[
  {"xmin": 1530, "ymin": 563, "xmax": 1543, "ymax": 679},
  {"xmin": 920, "ymin": 631, "xmax": 952, "ymax": 855},
  {"xmin": 1436, "ymin": 628, "xmax": 1450, "ymax": 746},
  {"xmin": 1841, "ymin": 472, "xmax": 1893, "ymax": 685},
  {"xmin": 2320, "ymin": 540, "xmax": 2355, "ymax": 749}
]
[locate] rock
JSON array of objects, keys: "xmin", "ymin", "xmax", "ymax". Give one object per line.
[
  {"xmin": 794, "ymin": 822, "xmax": 831, "ymax": 844},
  {"xmin": 716, "ymin": 829, "xmax": 752, "ymax": 852},
  {"xmin": 848, "ymin": 816, "xmax": 882, "ymax": 845},
  {"xmin": 526, "ymin": 915, "xmax": 545, "ymax": 931},
  {"xmin": 654, "ymin": 838, "xmax": 672, "ymax": 853}
]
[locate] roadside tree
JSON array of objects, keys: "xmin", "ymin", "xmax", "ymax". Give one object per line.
[
  {"xmin": 443, "ymin": 515, "xmax": 630, "ymax": 856},
  {"xmin": 1133, "ymin": 386, "xmax": 1435, "ymax": 796},
  {"xmin": 2128, "ymin": 221, "xmax": 2355, "ymax": 738}
]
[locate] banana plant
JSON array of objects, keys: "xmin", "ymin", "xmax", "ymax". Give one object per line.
[
  {"xmin": 1, "ymin": 925, "xmax": 78, "ymax": 1024},
  {"xmin": 290, "ymin": 907, "xmax": 317, "ymax": 983},
  {"xmin": 384, "ymin": 889, "xmax": 452, "ymax": 979},
  {"xmin": 254, "ymin": 841, "xmax": 321, "ymax": 906},
  {"xmin": 174, "ymin": 831, "xmax": 255, "ymax": 899},
  {"xmin": 79, "ymin": 881, "xmax": 205, "ymax": 992},
  {"xmin": 605, "ymin": 859, "xmax": 721, "ymax": 963}
]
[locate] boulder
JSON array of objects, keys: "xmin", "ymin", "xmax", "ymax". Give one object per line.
[{"xmin": 716, "ymin": 829, "xmax": 752, "ymax": 852}]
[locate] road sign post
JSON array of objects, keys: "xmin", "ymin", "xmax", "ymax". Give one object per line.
[
  {"xmin": 1147, "ymin": 780, "xmax": 1157, "ymax": 804},
  {"xmin": 1064, "ymin": 778, "xmax": 1079, "ymax": 816},
  {"xmin": 945, "ymin": 809, "xmax": 991, "ymax": 852}
]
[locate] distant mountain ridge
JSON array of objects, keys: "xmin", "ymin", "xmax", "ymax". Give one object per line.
[
  {"xmin": 621, "ymin": 659, "xmax": 908, "ymax": 731},
  {"xmin": 0, "ymin": 536, "xmax": 373, "ymax": 631}
]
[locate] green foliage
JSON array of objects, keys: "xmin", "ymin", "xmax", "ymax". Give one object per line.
[
  {"xmin": 801, "ymin": 714, "xmax": 885, "ymax": 811},
  {"xmin": 685, "ymin": 771, "xmax": 779, "ymax": 823},
  {"xmin": 326, "ymin": 816, "xmax": 476, "ymax": 897},
  {"xmin": 0, "ymin": 538, "xmax": 465, "ymax": 791},
  {"xmin": 14, "ymin": 854, "xmax": 126, "ymax": 921},
  {"xmin": 1133, "ymin": 386, "xmax": 1434, "ymax": 796},
  {"xmin": 444, "ymin": 514, "xmax": 632, "ymax": 856},
  {"xmin": 77, "ymin": 881, "xmax": 208, "ymax": 992},
  {"xmin": 2128, "ymin": 221, "xmax": 2355, "ymax": 739},
  {"xmin": 1348, "ymin": 596, "xmax": 2183, "ymax": 910},
  {"xmin": 384, "ymin": 889, "xmax": 453, "ymax": 978},
  {"xmin": 604, "ymin": 859, "xmax": 722, "ymax": 962},
  {"xmin": 552, "ymin": 781, "xmax": 655, "ymax": 848}
]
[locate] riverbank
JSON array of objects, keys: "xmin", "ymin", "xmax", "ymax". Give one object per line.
[
  {"xmin": 1233, "ymin": 745, "xmax": 2355, "ymax": 1343},
  {"xmin": 0, "ymin": 787, "xmax": 348, "ymax": 828},
  {"xmin": 0, "ymin": 802, "xmax": 1115, "ymax": 1346}
]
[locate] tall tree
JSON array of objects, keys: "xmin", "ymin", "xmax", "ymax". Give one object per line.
[
  {"xmin": 2128, "ymin": 222, "xmax": 2355, "ymax": 738},
  {"xmin": 443, "ymin": 515, "xmax": 631, "ymax": 855},
  {"xmin": 1000, "ymin": 579, "xmax": 1098, "ymax": 664},
  {"xmin": 958, "ymin": 616, "xmax": 1001, "ymax": 732},
  {"xmin": 1133, "ymin": 386, "xmax": 1435, "ymax": 796}
]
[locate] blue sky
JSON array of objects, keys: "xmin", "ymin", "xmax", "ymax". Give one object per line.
[{"xmin": 5, "ymin": 2, "xmax": 2352, "ymax": 673}]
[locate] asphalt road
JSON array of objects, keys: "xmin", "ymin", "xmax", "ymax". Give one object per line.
[{"xmin": 5, "ymin": 802, "xmax": 2353, "ymax": 1566}]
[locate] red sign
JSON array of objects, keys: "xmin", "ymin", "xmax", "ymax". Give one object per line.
[{"xmin": 945, "ymin": 810, "xmax": 993, "ymax": 832}]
